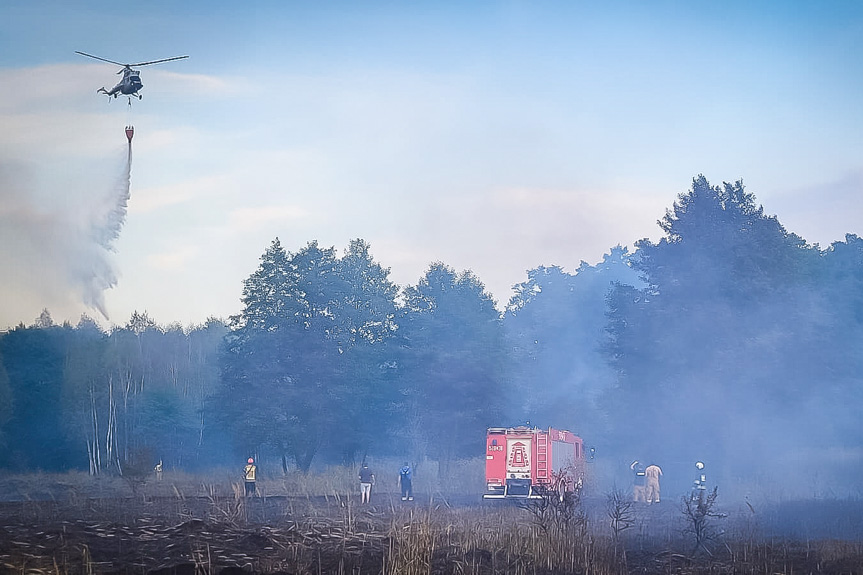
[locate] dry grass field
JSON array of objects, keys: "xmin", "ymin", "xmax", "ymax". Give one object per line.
[{"xmin": 0, "ymin": 464, "xmax": 861, "ymax": 575}]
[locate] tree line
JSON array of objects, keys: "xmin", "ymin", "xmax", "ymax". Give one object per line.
[{"xmin": 1, "ymin": 176, "xmax": 861, "ymax": 491}]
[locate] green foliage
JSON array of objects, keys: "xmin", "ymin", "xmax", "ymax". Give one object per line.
[
  {"xmin": 604, "ymin": 175, "xmax": 858, "ymax": 487},
  {"xmin": 61, "ymin": 317, "xmax": 109, "ymax": 472},
  {"xmin": 2, "ymin": 176, "xmax": 863, "ymax": 491},
  {"xmin": 138, "ymin": 389, "xmax": 197, "ymax": 464},
  {"xmin": 217, "ymin": 238, "xmax": 400, "ymax": 471},
  {"xmin": 0, "ymin": 312, "xmax": 226, "ymax": 473},
  {"xmin": 0, "ymin": 350, "xmax": 13, "ymax": 449},
  {"xmin": 398, "ymin": 263, "xmax": 508, "ymax": 474},
  {"xmin": 505, "ymin": 247, "xmax": 642, "ymax": 432},
  {"xmin": 0, "ymin": 324, "xmax": 74, "ymax": 469}
]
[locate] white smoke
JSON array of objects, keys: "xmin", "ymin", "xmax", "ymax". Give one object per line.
[{"xmin": 0, "ymin": 140, "xmax": 132, "ymax": 326}]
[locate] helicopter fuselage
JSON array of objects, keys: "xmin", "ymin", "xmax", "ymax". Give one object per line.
[{"xmin": 99, "ymin": 69, "xmax": 143, "ymax": 98}]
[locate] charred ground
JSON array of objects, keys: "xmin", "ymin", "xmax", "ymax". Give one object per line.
[{"xmin": 0, "ymin": 472, "xmax": 862, "ymax": 575}]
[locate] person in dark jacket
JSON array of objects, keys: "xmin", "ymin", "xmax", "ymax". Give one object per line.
[
  {"xmin": 398, "ymin": 462, "xmax": 413, "ymax": 501},
  {"xmin": 358, "ymin": 462, "xmax": 376, "ymax": 504},
  {"xmin": 630, "ymin": 460, "xmax": 646, "ymax": 502}
]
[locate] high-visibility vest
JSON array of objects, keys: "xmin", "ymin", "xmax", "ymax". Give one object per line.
[{"xmin": 244, "ymin": 464, "xmax": 256, "ymax": 481}]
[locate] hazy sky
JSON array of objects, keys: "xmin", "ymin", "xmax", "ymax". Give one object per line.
[{"xmin": 1, "ymin": 1, "xmax": 861, "ymax": 329}]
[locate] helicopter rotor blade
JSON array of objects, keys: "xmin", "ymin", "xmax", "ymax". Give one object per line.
[
  {"xmin": 130, "ymin": 55, "xmax": 189, "ymax": 67},
  {"xmin": 75, "ymin": 51, "xmax": 126, "ymax": 67}
]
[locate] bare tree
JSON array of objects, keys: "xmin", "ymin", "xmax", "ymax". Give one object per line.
[
  {"xmin": 606, "ymin": 486, "xmax": 636, "ymax": 553},
  {"xmin": 681, "ymin": 486, "xmax": 726, "ymax": 555},
  {"xmin": 519, "ymin": 486, "xmax": 586, "ymax": 538}
]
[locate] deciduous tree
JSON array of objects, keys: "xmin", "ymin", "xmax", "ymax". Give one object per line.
[
  {"xmin": 399, "ymin": 263, "xmax": 508, "ymax": 477},
  {"xmin": 218, "ymin": 238, "xmax": 399, "ymax": 472}
]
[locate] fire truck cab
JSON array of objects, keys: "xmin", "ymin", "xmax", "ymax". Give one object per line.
[{"xmin": 484, "ymin": 426, "xmax": 585, "ymax": 499}]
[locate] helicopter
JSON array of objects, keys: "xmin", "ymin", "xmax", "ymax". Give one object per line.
[{"xmin": 75, "ymin": 51, "xmax": 188, "ymax": 100}]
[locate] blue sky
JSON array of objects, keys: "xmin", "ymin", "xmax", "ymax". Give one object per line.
[{"xmin": 1, "ymin": 1, "xmax": 862, "ymax": 328}]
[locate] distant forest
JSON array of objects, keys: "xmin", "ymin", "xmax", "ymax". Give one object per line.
[{"xmin": 1, "ymin": 176, "xmax": 861, "ymax": 494}]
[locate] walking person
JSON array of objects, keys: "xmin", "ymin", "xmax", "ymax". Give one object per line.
[
  {"xmin": 358, "ymin": 461, "xmax": 375, "ymax": 504},
  {"xmin": 645, "ymin": 463, "xmax": 662, "ymax": 503},
  {"xmin": 243, "ymin": 457, "xmax": 257, "ymax": 496},
  {"xmin": 398, "ymin": 462, "xmax": 413, "ymax": 501}
]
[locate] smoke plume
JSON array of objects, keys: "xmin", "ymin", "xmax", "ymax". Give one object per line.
[{"xmin": 0, "ymin": 139, "xmax": 132, "ymax": 327}]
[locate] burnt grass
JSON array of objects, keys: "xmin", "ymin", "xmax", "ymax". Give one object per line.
[{"xmin": 0, "ymin": 474, "xmax": 862, "ymax": 575}]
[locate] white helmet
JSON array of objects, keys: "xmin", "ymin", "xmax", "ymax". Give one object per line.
[{"xmin": 695, "ymin": 461, "xmax": 704, "ymax": 470}]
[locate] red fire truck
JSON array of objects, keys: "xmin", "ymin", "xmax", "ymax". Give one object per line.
[{"xmin": 483, "ymin": 426, "xmax": 585, "ymax": 499}]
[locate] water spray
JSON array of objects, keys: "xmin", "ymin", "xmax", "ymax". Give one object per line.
[{"xmin": 83, "ymin": 125, "xmax": 134, "ymax": 319}]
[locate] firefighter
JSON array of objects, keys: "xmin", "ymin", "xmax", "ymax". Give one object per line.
[
  {"xmin": 154, "ymin": 460, "xmax": 163, "ymax": 481},
  {"xmin": 691, "ymin": 461, "xmax": 706, "ymax": 501},
  {"xmin": 398, "ymin": 462, "xmax": 413, "ymax": 501},
  {"xmin": 644, "ymin": 463, "xmax": 662, "ymax": 503},
  {"xmin": 630, "ymin": 460, "xmax": 646, "ymax": 502},
  {"xmin": 358, "ymin": 461, "xmax": 375, "ymax": 504},
  {"xmin": 243, "ymin": 457, "xmax": 257, "ymax": 496}
]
